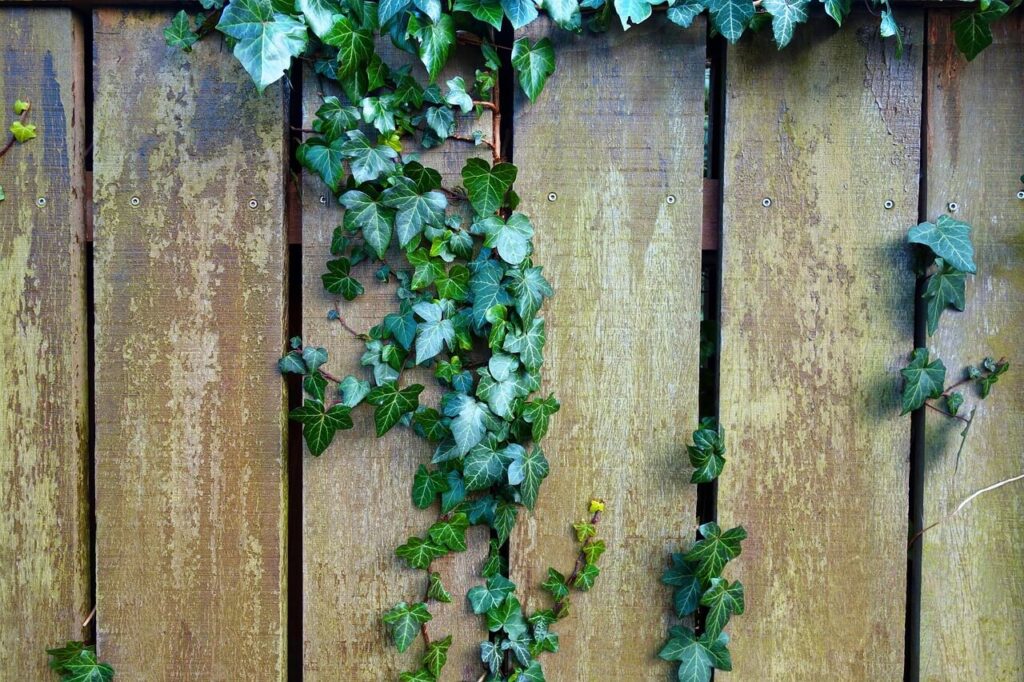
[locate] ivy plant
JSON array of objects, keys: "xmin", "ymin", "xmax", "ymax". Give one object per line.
[
  {"xmin": 0, "ymin": 97, "xmax": 37, "ymax": 202},
  {"xmin": 46, "ymin": 641, "xmax": 115, "ymax": 682}
]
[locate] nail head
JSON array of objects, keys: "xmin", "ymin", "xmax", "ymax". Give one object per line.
[
  {"xmin": 319, "ymin": 195, "xmax": 327, "ymax": 205},
  {"xmin": 666, "ymin": 195, "xmax": 676, "ymax": 205},
  {"xmin": 129, "ymin": 196, "xmax": 140, "ymax": 207},
  {"xmin": 248, "ymin": 199, "xmax": 259, "ymax": 209},
  {"xmin": 947, "ymin": 201, "xmax": 959, "ymax": 212},
  {"xmin": 547, "ymin": 192, "xmax": 557, "ymax": 202},
  {"xmin": 883, "ymin": 199, "xmax": 894, "ymax": 210},
  {"xmin": 761, "ymin": 197, "xmax": 772, "ymax": 208},
  {"xmin": 1016, "ymin": 190, "xmax": 1024, "ymax": 200},
  {"xmin": 36, "ymin": 197, "xmax": 46, "ymax": 207}
]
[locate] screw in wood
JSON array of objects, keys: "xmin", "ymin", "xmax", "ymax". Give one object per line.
[
  {"xmin": 947, "ymin": 201, "xmax": 959, "ymax": 212},
  {"xmin": 248, "ymin": 199, "xmax": 259, "ymax": 209},
  {"xmin": 666, "ymin": 195, "xmax": 676, "ymax": 205},
  {"xmin": 761, "ymin": 197, "xmax": 772, "ymax": 208},
  {"xmin": 1016, "ymin": 191, "xmax": 1024, "ymax": 200},
  {"xmin": 884, "ymin": 199, "xmax": 894, "ymax": 210},
  {"xmin": 129, "ymin": 196, "xmax": 140, "ymax": 207},
  {"xmin": 36, "ymin": 197, "xmax": 46, "ymax": 207},
  {"xmin": 547, "ymin": 192, "xmax": 557, "ymax": 202}
]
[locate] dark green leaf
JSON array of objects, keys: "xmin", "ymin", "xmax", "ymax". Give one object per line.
[
  {"xmin": 428, "ymin": 511, "xmax": 469, "ymax": 551},
  {"xmin": 908, "ymin": 215, "xmax": 976, "ymax": 274},
  {"xmin": 298, "ymin": 136, "xmax": 347, "ymax": 192},
  {"xmin": 923, "ymin": 258, "xmax": 967, "ymax": 336},
  {"xmin": 289, "ymin": 399, "xmax": 353, "ymax": 456},
  {"xmin": 383, "ymin": 601, "xmax": 432, "ymax": 652},
  {"xmin": 165, "ymin": 11, "xmax": 199, "ymax": 51},
  {"xmin": 366, "ymin": 381, "xmax": 425, "ymax": 435},
  {"xmin": 423, "ymin": 634, "xmax": 452, "ymax": 677},
  {"xmin": 217, "ymin": 0, "xmax": 309, "ymax": 92},
  {"xmin": 407, "ymin": 14, "xmax": 455, "ymax": 82},
  {"xmin": 701, "ymin": 578, "xmax": 745, "ymax": 639},
  {"xmin": 658, "ymin": 626, "xmax": 732, "ymax": 682},
  {"xmin": 298, "ymin": 0, "xmax": 344, "ymax": 37},
  {"xmin": 462, "ymin": 158, "xmax": 518, "ymax": 216},
  {"xmin": 468, "ymin": 573, "xmax": 516, "ymax": 614},
  {"xmin": 501, "ymin": 0, "xmax": 540, "ymax": 28},
  {"xmin": 427, "ymin": 571, "xmax": 453, "ymax": 602},
  {"xmin": 340, "ymin": 129, "xmax": 399, "ymax": 184},
  {"xmin": 662, "ymin": 552, "xmax": 702, "ymax": 617},
  {"xmin": 454, "ymin": 0, "xmax": 506, "ymax": 28},
  {"xmin": 323, "ymin": 15, "xmax": 375, "ymax": 77},
  {"xmin": 706, "ymin": 0, "xmax": 754, "ymax": 43},
  {"xmin": 340, "ymin": 189, "xmax": 395, "ymax": 259},
  {"xmin": 763, "ymin": 0, "xmax": 808, "ymax": 48},
  {"xmin": 494, "ymin": 499, "xmax": 517, "ymax": 544},
  {"xmin": 412, "ymin": 464, "xmax": 449, "ymax": 508},
  {"xmin": 573, "ymin": 561, "xmax": 599, "ymax": 590},
  {"xmin": 541, "ymin": 567, "xmax": 569, "ymax": 601},
  {"xmin": 900, "ymin": 348, "xmax": 946, "ymax": 415},
  {"xmin": 322, "ymin": 257, "xmax": 365, "ymax": 300},
  {"xmin": 486, "ymin": 595, "xmax": 528, "ymax": 638},
  {"xmin": 508, "ymin": 446, "xmax": 549, "ymax": 509},
  {"xmin": 511, "ymin": 37, "xmax": 556, "ymax": 103},
  {"xmin": 683, "ymin": 522, "xmax": 746, "ymax": 583},
  {"xmin": 521, "ymin": 394, "xmax": 559, "ymax": 442},
  {"xmin": 395, "ymin": 536, "xmax": 448, "ymax": 569}
]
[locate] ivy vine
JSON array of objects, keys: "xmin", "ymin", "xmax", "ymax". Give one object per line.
[{"xmin": 0, "ymin": 97, "xmax": 37, "ymax": 202}]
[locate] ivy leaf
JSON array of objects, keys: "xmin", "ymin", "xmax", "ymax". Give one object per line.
[
  {"xmin": 475, "ymin": 213, "xmax": 534, "ymax": 265},
  {"xmin": 366, "ymin": 381, "xmax": 425, "ymax": 436},
  {"xmin": 667, "ymin": 0, "xmax": 705, "ymax": 27},
  {"xmin": 323, "ymin": 15, "xmax": 375, "ymax": 77},
  {"xmin": 486, "ymin": 595, "xmax": 529, "ymax": 639},
  {"xmin": 216, "ymin": 0, "xmax": 308, "ymax": 93},
  {"xmin": 322, "ymin": 258, "xmax": 365, "ymax": 300},
  {"xmin": 437, "ymin": 264, "xmax": 471, "ymax": 302},
  {"xmin": 470, "ymin": 259, "xmax": 513, "ymax": 327},
  {"xmin": 900, "ymin": 348, "xmax": 946, "ymax": 415},
  {"xmin": 462, "ymin": 158, "xmax": 518, "ymax": 216},
  {"xmin": 582, "ymin": 539, "xmax": 605, "ymax": 564},
  {"xmin": 412, "ymin": 464, "xmax": 449, "ymax": 509},
  {"xmin": 522, "ymin": 394, "xmax": 559, "ymax": 442},
  {"xmin": 13, "ymin": 99, "xmax": 29, "ymax": 115},
  {"xmin": 429, "ymin": 512, "xmax": 470, "ymax": 552},
  {"xmin": 541, "ymin": 567, "xmax": 569, "ymax": 601},
  {"xmin": 339, "ymin": 375, "xmax": 371, "ymax": 407},
  {"xmin": 662, "ymin": 552, "xmax": 702, "ymax": 617},
  {"xmin": 503, "ymin": 317, "xmax": 546, "ymax": 371},
  {"xmin": 508, "ymin": 446, "xmax": 549, "ymax": 509},
  {"xmin": 879, "ymin": 9, "xmax": 903, "ymax": 59},
  {"xmin": 383, "ymin": 176, "xmax": 447, "ymax": 247},
  {"xmin": 454, "ymin": 0, "xmax": 505, "ymax": 28},
  {"xmin": 10, "ymin": 121, "xmax": 36, "ymax": 143},
  {"xmin": 572, "ymin": 521, "xmax": 595, "ymax": 543},
  {"xmin": 923, "ymin": 258, "xmax": 966, "ymax": 336},
  {"xmin": 540, "ymin": 0, "xmax": 581, "ymax": 29},
  {"xmin": 340, "ymin": 189, "xmax": 395, "ymax": 259},
  {"xmin": 511, "ymin": 38, "xmax": 556, "ymax": 104},
  {"xmin": 383, "ymin": 601, "xmax": 432, "ymax": 653},
  {"xmin": 298, "ymin": 136, "xmax": 346, "ymax": 192},
  {"xmin": 573, "ymin": 561, "xmax": 599, "ymax": 590},
  {"xmin": 440, "ymin": 471, "xmax": 465, "ymax": 512},
  {"xmin": 340, "ymin": 129, "xmax": 399, "ymax": 184},
  {"xmin": 688, "ymin": 422, "xmax": 726, "ymax": 484},
  {"xmin": 379, "ymin": 0, "xmax": 413, "ymax": 24},
  {"xmin": 701, "ymin": 578, "xmax": 745, "ymax": 639},
  {"xmin": 312, "ymin": 96, "xmax": 361, "ymax": 142},
  {"xmin": 481, "ymin": 641, "xmax": 503, "ymax": 675},
  {"xmin": 908, "ymin": 215, "xmax": 976, "ymax": 274},
  {"xmin": 427, "ymin": 571, "xmax": 453, "ymax": 602},
  {"xmin": 278, "ymin": 350, "xmax": 307, "ymax": 374},
  {"xmin": 399, "ymin": 669, "xmax": 433, "ymax": 682},
  {"xmin": 823, "ymin": 0, "xmax": 850, "ymax": 25},
  {"xmin": 518, "ymin": 661, "xmax": 546, "ymax": 682},
  {"xmin": 951, "ymin": 1, "xmax": 1009, "ymax": 61},
  {"xmin": 302, "ymin": 346, "xmax": 328, "ymax": 372},
  {"xmin": 658, "ymin": 626, "xmax": 732, "ymax": 682},
  {"xmin": 946, "ymin": 391, "xmax": 964, "ymax": 416},
  {"xmin": 507, "ymin": 265, "xmax": 553, "ymax": 322},
  {"xmin": 613, "ymin": 0, "xmax": 653, "ymax": 29},
  {"xmin": 297, "ymin": 0, "xmax": 344, "ymax": 38},
  {"xmin": 47, "ymin": 642, "xmax": 115, "ymax": 682},
  {"xmin": 396, "ymin": 536, "xmax": 447, "ymax": 569},
  {"xmin": 763, "ymin": 0, "xmax": 808, "ymax": 48},
  {"xmin": 683, "ymin": 522, "xmax": 747, "ymax": 583},
  {"xmin": 423, "ymin": 634, "xmax": 452, "ymax": 677},
  {"xmin": 445, "ymin": 76, "xmax": 475, "ymax": 113},
  {"xmin": 494, "ymin": 499, "xmax": 518, "ymax": 544},
  {"xmin": 165, "ymin": 10, "xmax": 199, "ymax": 51},
  {"xmin": 289, "ymin": 399, "xmax": 353, "ymax": 456},
  {"xmin": 407, "ymin": 14, "xmax": 455, "ymax": 82},
  {"xmin": 468, "ymin": 574, "xmax": 516, "ymax": 614},
  {"xmin": 414, "ymin": 301, "xmax": 456, "ymax": 365},
  {"xmin": 408, "ymin": 248, "xmax": 446, "ymax": 289},
  {"xmin": 442, "ymin": 392, "xmax": 493, "ymax": 455},
  {"xmin": 501, "ymin": 0, "xmax": 540, "ymax": 29},
  {"xmin": 463, "ymin": 438, "xmax": 511, "ymax": 490},
  {"xmin": 706, "ymin": 0, "xmax": 754, "ymax": 43}
]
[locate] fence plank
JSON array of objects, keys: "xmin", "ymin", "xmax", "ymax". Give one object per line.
[
  {"xmin": 300, "ymin": 51, "xmax": 491, "ymax": 680},
  {"xmin": 0, "ymin": 8, "xmax": 87, "ymax": 676},
  {"xmin": 510, "ymin": 18, "xmax": 705, "ymax": 679},
  {"xmin": 92, "ymin": 11, "xmax": 287, "ymax": 678},
  {"xmin": 718, "ymin": 14, "xmax": 921, "ymax": 679},
  {"xmin": 920, "ymin": 14, "xmax": 1024, "ymax": 680}
]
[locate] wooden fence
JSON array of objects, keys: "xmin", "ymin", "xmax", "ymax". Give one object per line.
[{"xmin": 1, "ymin": 4, "xmax": 1021, "ymax": 680}]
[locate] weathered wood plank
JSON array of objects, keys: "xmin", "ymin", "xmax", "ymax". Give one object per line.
[
  {"xmin": 920, "ymin": 13, "xmax": 1024, "ymax": 680},
  {"xmin": 92, "ymin": 11, "xmax": 287, "ymax": 678},
  {"xmin": 0, "ymin": 8, "xmax": 87, "ymax": 677},
  {"xmin": 718, "ymin": 14, "xmax": 921, "ymax": 679},
  {"xmin": 301, "ymin": 51, "xmax": 491, "ymax": 680},
  {"xmin": 510, "ymin": 18, "xmax": 705, "ymax": 679}
]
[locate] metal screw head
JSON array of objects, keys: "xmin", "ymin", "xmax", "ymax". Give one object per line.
[
  {"xmin": 129, "ymin": 196, "xmax": 140, "ymax": 207},
  {"xmin": 666, "ymin": 195, "xmax": 676, "ymax": 205},
  {"xmin": 761, "ymin": 197, "xmax": 772, "ymax": 208},
  {"xmin": 1016, "ymin": 190, "xmax": 1024, "ymax": 200},
  {"xmin": 36, "ymin": 197, "xmax": 46, "ymax": 207},
  {"xmin": 947, "ymin": 201, "xmax": 959, "ymax": 213},
  {"xmin": 883, "ymin": 199, "xmax": 894, "ymax": 210},
  {"xmin": 547, "ymin": 192, "xmax": 557, "ymax": 202},
  {"xmin": 248, "ymin": 199, "xmax": 258, "ymax": 209},
  {"xmin": 319, "ymin": 195, "xmax": 327, "ymax": 205}
]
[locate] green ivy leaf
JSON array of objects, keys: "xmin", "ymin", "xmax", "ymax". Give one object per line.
[
  {"xmin": 582, "ymin": 539, "xmax": 605, "ymax": 564},
  {"xmin": 508, "ymin": 446, "xmax": 549, "ymax": 509},
  {"xmin": 12, "ymin": 99, "xmax": 29, "ymax": 115},
  {"xmin": 706, "ymin": 0, "xmax": 754, "ymax": 43},
  {"xmin": 216, "ymin": 0, "xmax": 309, "ymax": 92},
  {"xmin": 278, "ymin": 350, "xmax": 308, "ymax": 374},
  {"xmin": 322, "ymin": 257, "xmax": 365, "ymax": 300},
  {"xmin": 662, "ymin": 552, "xmax": 703, "ymax": 617},
  {"xmin": 946, "ymin": 391, "xmax": 964, "ymax": 416},
  {"xmin": 470, "ymin": 260, "xmax": 513, "ymax": 327},
  {"xmin": 481, "ymin": 640, "xmax": 504, "ymax": 675},
  {"xmin": 47, "ymin": 642, "xmax": 115, "ymax": 682},
  {"xmin": 464, "ymin": 438, "xmax": 511, "ymax": 490},
  {"xmin": 429, "ymin": 511, "xmax": 470, "ymax": 551},
  {"xmin": 340, "ymin": 129, "xmax": 399, "ymax": 184},
  {"xmin": 436, "ymin": 264, "xmax": 471, "ymax": 301},
  {"xmin": 396, "ymin": 536, "xmax": 448, "ymax": 569},
  {"xmin": 501, "ymin": 0, "xmax": 540, "ymax": 28},
  {"xmin": 518, "ymin": 661, "xmax": 546, "ymax": 682},
  {"xmin": 412, "ymin": 464, "xmax": 449, "ymax": 508},
  {"xmin": 323, "ymin": 15, "xmax": 375, "ymax": 77},
  {"xmin": 442, "ymin": 392, "xmax": 493, "ymax": 455},
  {"xmin": 423, "ymin": 634, "xmax": 452, "ymax": 677},
  {"xmin": 823, "ymin": 0, "xmax": 850, "ymax": 25},
  {"xmin": 502, "ymin": 317, "xmax": 546, "ymax": 371},
  {"xmin": 382, "ymin": 176, "xmax": 447, "ymax": 247},
  {"xmin": 474, "ymin": 213, "xmax": 534, "ymax": 265},
  {"xmin": 427, "ymin": 570, "xmax": 453, "ymax": 602},
  {"xmin": 900, "ymin": 348, "xmax": 946, "ymax": 415},
  {"xmin": 951, "ymin": 0, "xmax": 1009, "ymax": 61},
  {"xmin": 408, "ymin": 248, "xmax": 446, "ymax": 289},
  {"xmin": 289, "ymin": 398, "xmax": 353, "ymax": 456},
  {"xmin": 923, "ymin": 258, "xmax": 967, "ymax": 336},
  {"xmin": 468, "ymin": 574, "xmax": 516, "ymax": 614},
  {"xmin": 366, "ymin": 381, "xmax": 425, "ymax": 435},
  {"xmin": 398, "ymin": 669, "xmax": 433, "ymax": 682},
  {"xmin": 667, "ymin": 0, "xmax": 705, "ymax": 27},
  {"xmin": 379, "ymin": 0, "xmax": 413, "ymax": 25},
  {"xmin": 763, "ymin": 0, "xmax": 808, "ymax": 48},
  {"xmin": 494, "ymin": 499, "xmax": 518, "ymax": 544},
  {"xmin": 541, "ymin": 567, "xmax": 569, "ymax": 601},
  {"xmin": 540, "ymin": 0, "xmax": 582, "ymax": 29},
  {"xmin": 297, "ymin": 0, "xmax": 344, "ymax": 37},
  {"xmin": 312, "ymin": 96, "xmax": 361, "ymax": 142},
  {"xmin": 340, "ymin": 189, "xmax": 395, "ymax": 259},
  {"xmin": 298, "ymin": 136, "xmax": 347, "ymax": 192},
  {"xmin": 658, "ymin": 626, "xmax": 732, "ymax": 682},
  {"xmin": 462, "ymin": 158, "xmax": 518, "ymax": 216},
  {"xmin": 414, "ymin": 301, "xmax": 456, "ymax": 365},
  {"xmin": 572, "ymin": 520, "xmax": 595, "ymax": 543},
  {"xmin": 9, "ymin": 120, "xmax": 37, "ymax": 143},
  {"xmin": 701, "ymin": 578, "xmax": 745, "ymax": 639},
  {"xmin": 521, "ymin": 394, "xmax": 559, "ymax": 442},
  {"xmin": 683, "ymin": 522, "xmax": 747, "ymax": 583},
  {"xmin": 908, "ymin": 215, "xmax": 976, "ymax": 274},
  {"xmin": 486, "ymin": 595, "xmax": 529, "ymax": 639},
  {"xmin": 383, "ymin": 601, "xmax": 432, "ymax": 653},
  {"xmin": 165, "ymin": 10, "xmax": 199, "ymax": 51},
  {"xmin": 506, "ymin": 265, "xmax": 552, "ymax": 322},
  {"xmin": 573, "ymin": 561, "xmax": 599, "ymax": 591},
  {"xmin": 511, "ymin": 37, "xmax": 556, "ymax": 103},
  {"xmin": 407, "ymin": 14, "xmax": 455, "ymax": 82},
  {"xmin": 688, "ymin": 422, "xmax": 726, "ymax": 484},
  {"xmin": 339, "ymin": 375, "xmax": 371, "ymax": 407},
  {"xmin": 613, "ymin": 0, "xmax": 653, "ymax": 29}
]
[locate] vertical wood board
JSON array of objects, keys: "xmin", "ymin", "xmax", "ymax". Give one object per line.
[
  {"xmin": 510, "ymin": 17, "xmax": 706, "ymax": 679},
  {"xmin": 93, "ymin": 11, "xmax": 288, "ymax": 679},
  {"xmin": 0, "ymin": 8, "xmax": 88, "ymax": 677},
  {"xmin": 718, "ymin": 14, "xmax": 922, "ymax": 679}
]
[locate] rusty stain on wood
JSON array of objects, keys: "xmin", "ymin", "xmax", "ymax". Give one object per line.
[
  {"xmin": 92, "ymin": 10, "xmax": 287, "ymax": 678},
  {"xmin": 510, "ymin": 17, "xmax": 705, "ymax": 679},
  {"xmin": 717, "ymin": 14, "xmax": 922, "ymax": 679},
  {"xmin": 0, "ymin": 8, "xmax": 88, "ymax": 678},
  {"xmin": 300, "ymin": 48, "xmax": 491, "ymax": 680},
  {"xmin": 920, "ymin": 13, "xmax": 1024, "ymax": 680}
]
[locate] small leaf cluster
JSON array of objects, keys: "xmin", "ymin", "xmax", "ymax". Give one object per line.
[
  {"xmin": 901, "ymin": 215, "xmax": 1009, "ymax": 417},
  {"xmin": 0, "ymin": 98, "xmax": 37, "ymax": 203},
  {"xmin": 951, "ymin": 0, "xmax": 1020, "ymax": 61},
  {"xmin": 46, "ymin": 641, "xmax": 115, "ymax": 682},
  {"xmin": 661, "ymin": 422, "xmax": 745, "ymax": 682}
]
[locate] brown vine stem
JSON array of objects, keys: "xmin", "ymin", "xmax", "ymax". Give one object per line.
[
  {"xmin": 332, "ymin": 302, "xmax": 367, "ymax": 339},
  {"xmin": 554, "ymin": 505, "xmax": 604, "ymax": 615},
  {"xmin": 0, "ymin": 106, "xmax": 29, "ymax": 162},
  {"xmin": 925, "ymin": 401, "xmax": 970, "ymax": 424},
  {"xmin": 473, "ymin": 100, "xmax": 499, "ymax": 113},
  {"xmin": 908, "ymin": 472, "xmax": 1024, "ymax": 548},
  {"xmin": 450, "ymin": 133, "xmax": 496, "ymax": 152}
]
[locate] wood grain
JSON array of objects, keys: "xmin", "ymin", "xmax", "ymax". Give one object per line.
[
  {"xmin": 920, "ymin": 13, "xmax": 1024, "ymax": 680},
  {"xmin": 717, "ymin": 15, "xmax": 921, "ymax": 679},
  {"xmin": 510, "ymin": 17, "xmax": 705, "ymax": 679},
  {"xmin": 92, "ymin": 11, "xmax": 287, "ymax": 678},
  {"xmin": 301, "ymin": 50, "xmax": 491, "ymax": 680},
  {"xmin": 0, "ymin": 8, "xmax": 88, "ymax": 677}
]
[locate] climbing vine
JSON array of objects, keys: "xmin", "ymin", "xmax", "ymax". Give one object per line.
[{"xmin": 0, "ymin": 97, "xmax": 37, "ymax": 202}]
